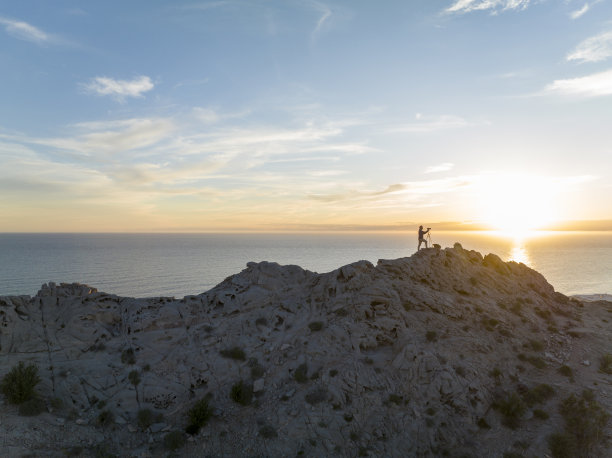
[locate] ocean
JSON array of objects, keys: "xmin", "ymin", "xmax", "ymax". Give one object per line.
[{"xmin": 0, "ymin": 232, "xmax": 610, "ymax": 298}]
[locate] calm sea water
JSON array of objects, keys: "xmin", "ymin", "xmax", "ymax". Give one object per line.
[{"xmin": 0, "ymin": 232, "xmax": 610, "ymax": 298}]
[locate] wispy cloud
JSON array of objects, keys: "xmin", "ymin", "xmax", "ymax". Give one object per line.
[
  {"xmin": 309, "ymin": 1, "xmax": 332, "ymax": 41},
  {"xmin": 425, "ymin": 162, "xmax": 455, "ymax": 174},
  {"xmin": 0, "ymin": 16, "xmax": 51, "ymax": 44},
  {"xmin": 544, "ymin": 69, "xmax": 612, "ymax": 97},
  {"xmin": 569, "ymin": 0, "xmax": 603, "ymax": 19},
  {"xmin": 387, "ymin": 114, "xmax": 471, "ymax": 133},
  {"xmin": 570, "ymin": 3, "xmax": 590, "ymax": 19},
  {"xmin": 26, "ymin": 118, "xmax": 175, "ymax": 156},
  {"xmin": 82, "ymin": 76, "xmax": 155, "ymax": 101},
  {"xmin": 445, "ymin": 0, "xmax": 532, "ymax": 14},
  {"xmin": 567, "ymin": 31, "xmax": 612, "ymax": 63}
]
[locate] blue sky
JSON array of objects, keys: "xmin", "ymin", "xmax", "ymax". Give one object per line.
[{"xmin": 1, "ymin": 0, "xmax": 611, "ymax": 232}]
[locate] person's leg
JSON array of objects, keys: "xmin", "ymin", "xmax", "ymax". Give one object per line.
[
  {"xmin": 417, "ymin": 239, "xmax": 422, "ymax": 250},
  {"xmin": 424, "ymin": 240, "xmax": 428, "ymax": 248}
]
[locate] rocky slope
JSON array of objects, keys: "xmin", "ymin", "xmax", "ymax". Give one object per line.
[{"xmin": 0, "ymin": 243, "xmax": 611, "ymax": 457}]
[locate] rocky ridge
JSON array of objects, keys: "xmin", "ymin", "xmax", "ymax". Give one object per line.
[{"xmin": 0, "ymin": 243, "xmax": 611, "ymax": 457}]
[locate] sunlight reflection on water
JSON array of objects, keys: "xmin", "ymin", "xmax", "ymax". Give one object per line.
[{"xmin": 509, "ymin": 238, "xmax": 531, "ymax": 266}]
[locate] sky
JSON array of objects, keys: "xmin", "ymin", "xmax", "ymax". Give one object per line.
[{"xmin": 1, "ymin": 0, "xmax": 611, "ymax": 232}]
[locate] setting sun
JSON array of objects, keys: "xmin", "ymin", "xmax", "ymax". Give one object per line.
[{"xmin": 476, "ymin": 173, "xmax": 559, "ymax": 235}]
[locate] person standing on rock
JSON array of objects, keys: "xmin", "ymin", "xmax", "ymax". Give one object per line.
[{"xmin": 418, "ymin": 225, "xmax": 430, "ymax": 250}]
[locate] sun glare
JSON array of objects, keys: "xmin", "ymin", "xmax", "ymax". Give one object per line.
[{"xmin": 476, "ymin": 173, "xmax": 559, "ymax": 237}]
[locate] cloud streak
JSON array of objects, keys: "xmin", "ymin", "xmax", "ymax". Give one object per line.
[
  {"xmin": 567, "ymin": 31, "xmax": 612, "ymax": 63},
  {"xmin": 544, "ymin": 69, "xmax": 612, "ymax": 97},
  {"xmin": 0, "ymin": 16, "xmax": 51, "ymax": 44},
  {"xmin": 82, "ymin": 76, "xmax": 155, "ymax": 101},
  {"xmin": 445, "ymin": 0, "xmax": 532, "ymax": 14}
]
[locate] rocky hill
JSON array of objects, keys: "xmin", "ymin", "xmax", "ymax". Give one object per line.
[{"xmin": 0, "ymin": 243, "xmax": 611, "ymax": 457}]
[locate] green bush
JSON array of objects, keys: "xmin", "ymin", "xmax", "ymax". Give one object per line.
[
  {"xmin": 230, "ymin": 380, "xmax": 253, "ymax": 406},
  {"xmin": 164, "ymin": 430, "xmax": 185, "ymax": 451},
  {"xmin": 128, "ymin": 370, "xmax": 140, "ymax": 386},
  {"xmin": 186, "ymin": 398, "xmax": 212, "ymax": 434},
  {"xmin": 308, "ymin": 321, "xmax": 324, "ymax": 332},
  {"xmin": 1, "ymin": 361, "xmax": 41, "ymax": 404},
  {"xmin": 549, "ymin": 432, "xmax": 577, "ymax": 458},
  {"xmin": 18, "ymin": 397, "xmax": 46, "ymax": 416},
  {"xmin": 533, "ymin": 409, "xmax": 549, "ymax": 420}
]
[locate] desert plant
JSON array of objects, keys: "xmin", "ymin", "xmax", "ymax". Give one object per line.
[
  {"xmin": 259, "ymin": 424, "xmax": 278, "ymax": 439},
  {"xmin": 230, "ymin": 380, "xmax": 253, "ymax": 406},
  {"xmin": 121, "ymin": 348, "xmax": 136, "ymax": 365},
  {"xmin": 533, "ymin": 409, "xmax": 549, "ymax": 420},
  {"xmin": 598, "ymin": 353, "xmax": 612, "ymax": 374},
  {"xmin": 305, "ymin": 387, "xmax": 327, "ymax": 405},
  {"xmin": 523, "ymin": 383, "xmax": 555, "ymax": 406},
  {"xmin": 186, "ymin": 397, "xmax": 212, "ymax": 435},
  {"xmin": 97, "ymin": 409, "xmax": 114, "ymax": 426},
  {"xmin": 552, "ymin": 391, "xmax": 609, "ymax": 457},
  {"xmin": 493, "ymin": 393, "xmax": 526, "ymax": 429},
  {"xmin": 425, "ymin": 331, "xmax": 437, "ymax": 342},
  {"xmin": 128, "ymin": 370, "xmax": 140, "ymax": 386},
  {"xmin": 308, "ymin": 321, "xmax": 324, "ymax": 332},
  {"xmin": 220, "ymin": 346, "xmax": 246, "ymax": 361},
  {"xmin": 558, "ymin": 365, "xmax": 573, "ymax": 378},
  {"xmin": 1, "ymin": 361, "xmax": 41, "ymax": 404},
  {"xmin": 294, "ymin": 363, "xmax": 308, "ymax": 383}
]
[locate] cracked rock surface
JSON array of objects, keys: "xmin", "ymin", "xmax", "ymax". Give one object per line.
[{"xmin": 1, "ymin": 243, "xmax": 611, "ymax": 457}]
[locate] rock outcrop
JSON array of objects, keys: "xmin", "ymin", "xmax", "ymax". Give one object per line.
[{"xmin": 0, "ymin": 244, "xmax": 610, "ymax": 457}]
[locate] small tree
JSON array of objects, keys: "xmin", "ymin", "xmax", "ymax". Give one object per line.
[{"xmin": 1, "ymin": 362, "xmax": 41, "ymax": 404}]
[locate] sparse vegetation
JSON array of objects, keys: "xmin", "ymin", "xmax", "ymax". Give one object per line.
[
  {"xmin": 97, "ymin": 409, "xmax": 115, "ymax": 426},
  {"xmin": 523, "ymin": 384, "xmax": 555, "ymax": 407},
  {"xmin": 308, "ymin": 321, "xmax": 324, "ymax": 332},
  {"xmin": 524, "ymin": 339, "xmax": 545, "ymax": 351},
  {"xmin": 259, "ymin": 424, "xmax": 278, "ymax": 439},
  {"xmin": 425, "ymin": 330, "xmax": 438, "ymax": 342},
  {"xmin": 230, "ymin": 380, "xmax": 253, "ymax": 406},
  {"xmin": 533, "ymin": 409, "xmax": 549, "ymax": 420},
  {"xmin": 1, "ymin": 361, "xmax": 41, "ymax": 404},
  {"xmin": 186, "ymin": 397, "xmax": 213, "ymax": 435},
  {"xmin": 220, "ymin": 346, "xmax": 246, "ymax": 361},
  {"xmin": 121, "ymin": 349, "xmax": 136, "ymax": 365},
  {"xmin": 294, "ymin": 363, "xmax": 308, "ymax": 383},
  {"xmin": 558, "ymin": 365, "xmax": 573, "ymax": 378},
  {"xmin": 477, "ymin": 417, "xmax": 491, "ymax": 429},
  {"xmin": 549, "ymin": 390, "xmax": 609, "ymax": 458},
  {"xmin": 305, "ymin": 387, "xmax": 327, "ymax": 405},
  {"xmin": 517, "ymin": 353, "xmax": 546, "ymax": 369},
  {"xmin": 598, "ymin": 353, "xmax": 612, "ymax": 374},
  {"xmin": 493, "ymin": 393, "xmax": 526, "ymax": 429},
  {"xmin": 128, "ymin": 370, "xmax": 140, "ymax": 387}
]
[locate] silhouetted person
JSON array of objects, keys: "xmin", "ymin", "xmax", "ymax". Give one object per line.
[{"xmin": 418, "ymin": 225, "xmax": 430, "ymax": 250}]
